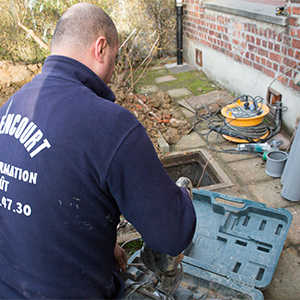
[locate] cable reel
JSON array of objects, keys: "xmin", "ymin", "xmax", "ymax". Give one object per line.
[{"xmin": 220, "ymin": 96, "xmax": 270, "ymax": 143}]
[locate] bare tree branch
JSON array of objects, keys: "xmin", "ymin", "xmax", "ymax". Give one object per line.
[{"xmin": 17, "ymin": 21, "xmax": 50, "ymax": 52}]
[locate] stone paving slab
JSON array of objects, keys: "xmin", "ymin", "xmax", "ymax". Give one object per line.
[
  {"xmin": 170, "ymin": 131, "xmax": 206, "ymax": 151},
  {"xmin": 167, "ymin": 87, "xmax": 193, "ymax": 98},
  {"xmin": 199, "ymin": 130, "xmax": 227, "ymax": 146},
  {"xmin": 138, "ymin": 85, "xmax": 159, "ymax": 94},
  {"xmin": 154, "ymin": 75, "xmax": 177, "ymax": 83},
  {"xmin": 167, "ymin": 64, "xmax": 196, "ymax": 74},
  {"xmin": 165, "ymin": 62, "xmax": 195, "ymax": 74},
  {"xmin": 179, "ymin": 90, "xmax": 234, "ymax": 113},
  {"xmin": 179, "ymin": 106, "xmax": 194, "ymax": 118}
]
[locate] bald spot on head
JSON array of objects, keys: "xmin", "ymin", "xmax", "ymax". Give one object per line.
[{"xmin": 50, "ymin": 3, "xmax": 118, "ymax": 56}]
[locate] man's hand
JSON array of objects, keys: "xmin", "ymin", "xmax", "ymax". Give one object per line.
[{"xmin": 114, "ymin": 243, "xmax": 127, "ymax": 273}]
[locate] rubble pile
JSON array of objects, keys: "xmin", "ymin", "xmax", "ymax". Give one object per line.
[{"xmin": 113, "ymin": 85, "xmax": 192, "ymax": 154}]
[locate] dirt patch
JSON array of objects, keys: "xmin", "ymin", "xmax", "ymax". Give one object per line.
[{"xmin": 0, "ymin": 61, "xmax": 42, "ymax": 107}]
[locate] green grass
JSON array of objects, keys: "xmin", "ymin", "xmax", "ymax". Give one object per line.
[{"xmin": 133, "ymin": 68, "xmax": 218, "ymax": 96}]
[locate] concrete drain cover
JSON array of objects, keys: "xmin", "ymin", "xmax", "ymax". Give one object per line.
[{"xmin": 161, "ymin": 149, "xmax": 233, "ymax": 190}]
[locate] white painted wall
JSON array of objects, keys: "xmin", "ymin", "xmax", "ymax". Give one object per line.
[{"xmin": 183, "ymin": 36, "xmax": 300, "ymax": 134}]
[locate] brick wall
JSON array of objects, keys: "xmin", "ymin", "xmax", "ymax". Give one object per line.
[{"xmin": 183, "ymin": 0, "xmax": 300, "ymax": 93}]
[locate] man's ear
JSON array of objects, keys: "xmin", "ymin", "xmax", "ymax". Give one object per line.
[{"xmin": 94, "ymin": 36, "xmax": 107, "ymax": 63}]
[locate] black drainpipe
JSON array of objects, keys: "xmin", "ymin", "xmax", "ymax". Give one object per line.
[{"xmin": 176, "ymin": 0, "xmax": 183, "ymax": 65}]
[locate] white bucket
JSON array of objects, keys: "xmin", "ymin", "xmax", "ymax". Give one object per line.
[{"xmin": 265, "ymin": 150, "xmax": 288, "ymax": 178}]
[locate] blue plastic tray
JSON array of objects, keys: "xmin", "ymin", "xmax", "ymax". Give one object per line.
[
  {"xmin": 122, "ymin": 189, "xmax": 292, "ymax": 300},
  {"xmin": 185, "ymin": 189, "xmax": 292, "ymax": 291}
]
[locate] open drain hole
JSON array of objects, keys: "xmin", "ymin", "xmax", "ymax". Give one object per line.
[{"xmin": 161, "ymin": 151, "xmax": 221, "ymax": 188}]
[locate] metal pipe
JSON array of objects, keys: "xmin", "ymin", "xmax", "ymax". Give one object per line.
[{"xmin": 176, "ymin": 0, "xmax": 183, "ymax": 65}]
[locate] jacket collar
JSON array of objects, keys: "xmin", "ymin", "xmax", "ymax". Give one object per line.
[{"xmin": 42, "ymin": 55, "xmax": 116, "ymax": 102}]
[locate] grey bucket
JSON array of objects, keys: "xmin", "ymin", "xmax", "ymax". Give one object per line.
[{"xmin": 265, "ymin": 150, "xmax": 288, "ymax": 178}]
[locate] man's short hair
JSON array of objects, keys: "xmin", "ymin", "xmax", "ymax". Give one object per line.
[{"xmin": 50, "ymin": 3, "xmax": 118, "ymax": 53}]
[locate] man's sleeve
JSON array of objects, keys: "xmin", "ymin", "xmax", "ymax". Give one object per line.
[{"xmin": 107, "ymin": 124, "xmax": 196, "ymax": 256}]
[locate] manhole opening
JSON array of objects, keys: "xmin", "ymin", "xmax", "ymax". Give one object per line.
[{"xmin": 161, "ymin": 151, "xmax": 232, "ymax": 190}]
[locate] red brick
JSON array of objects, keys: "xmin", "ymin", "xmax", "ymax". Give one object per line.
[
  {"xmin": 226, "ymin": 51, "xmax": 233, "ymax": 58},
  {"xmin": 263, "ymin": 68, "xmax": 275, "ymax": 78},
  {"xmin": 268, "ymin": 29, "xmax": 273, "ymax": 38},
  {"xmin": 258, "ymin": 47, "xmax": 268, "ymax": 57},
  {"xmin": 269, "ymin": 52, "xmax": 282, "ymax": 63},
  {"xmin": 278, "ymin": 76, "xmax": 288, "ymax": 85},
  {"xmin": 203, "ymin": 40, "xmax": 212, "ymax": 47},
  {"xmin": 255, "ymin": 56, "xmax": 260, "ymax": 63},
  {"xmin": 251, "ymin": 53, "xmax": 255, "ymax": 61},
  {"xmin": 217, "ymin": 25, "xmax": 224, "ymax": 32},
  {"xmin": 274, "ymin": 44, "xmax": 281, "ymax": 52},
  {"xmin": 234, "ymin": 54, "xmax": 242, "ymax": 62},
  {"xmin": 256, "ymin": 38, "xmax": 261, "ymax": 46},
  {"xmin": 250, "ymin": 24, "xmax": 256, "ymax": 33},
  {"xmin": 241, "ymin": 41, "xmax": 247, "ymax": 49},
  {"xmin": 215, "ymin": 32, "xmax": 221, "ymax": 38},
  {"xmin": 277, "ymin": 33, "xmax": 283, "ymax": 42},
  {"xmin": 233, "ymin": 39, "xmax": 239, "ymax": 45},
  {"xmin": 292, "ymin": 38, "xmax": 300, "ymax": 49},
  {"xmin": 284, "ymin": 57, "xmax": 297, "ymax": 67},
  {"xmin": 289, "ymin": 17, "xmax": 299, "ymax": 27},
  {"xmin": 288, "ymin": 48, "xmax": 295, "ymax": 57},
  {"xmin": 267, "ymin": 60, "xmax": 278, "ymax": 68},
  {"xmin": 293, "ymin": 6, "xmax": 300, "ymax": 14},
  {"xmin": 282, "ymin": 46, "xmax": 287, "ymax": 55},
  {"xmin": 253, "ymin": 63, "xmax": 263, "ymax": 71},
  {"xmin": 268, "ymin": 42, "xmax": 274, "ymax": 50},
  {"xmin": 243, "ymin": 58, "xmax": 252, "ymax": 66},
  {"xmin": 273, "ymin": 63, "xmax": 279, "ymax": 71},
  {"xmin": 249, "ymin": 44, "xmax": 257, "ymax": 52},
  {"xmin": 245, "ymin": 52, "xmax": 250, "ymax": 59},
  {"xmin": 261, "ymin": 58, "xmax": 266, "ymax": 65},
  {"xmin": 286, "ymin": 70, "xmax": 293, "ymax": 78},
  {"xmin": 262, "ymin": 40, "xmax": 267, "ymax": 48},
  {"xmin": 291, "ymin": 28, "xmax": 297, "ymax": 36}
]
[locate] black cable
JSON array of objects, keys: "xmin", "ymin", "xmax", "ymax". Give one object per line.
[{"xmin": 191, "ymin": 94, "xmax": 281, "ymax": 154}]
